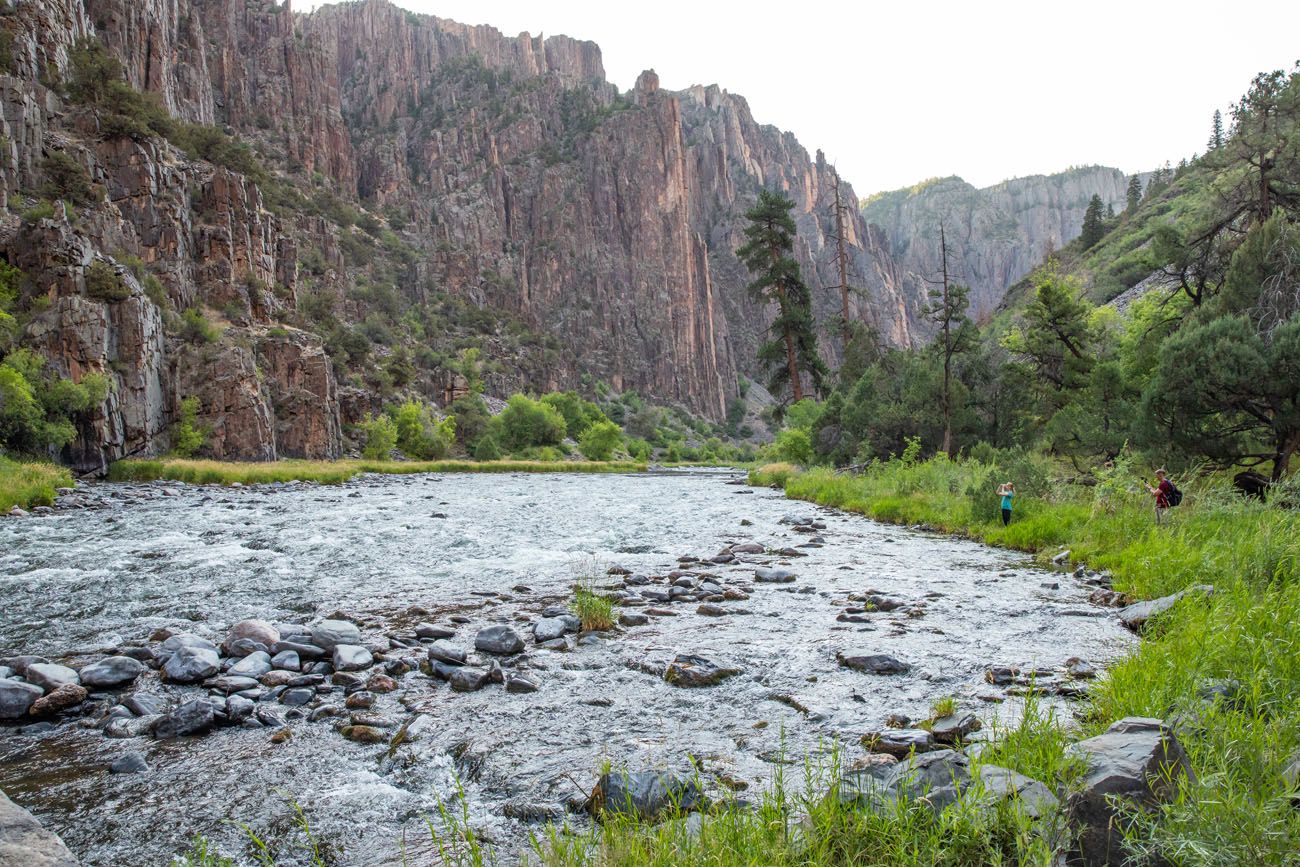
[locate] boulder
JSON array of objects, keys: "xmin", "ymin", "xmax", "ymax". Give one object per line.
[
  {"xmin": 123, "ymin": 694, "xmax": 167, "ymax": 717},
  {"xmin": 589, "ymin": 770, "xmax": 705, "ymax": 820},
  {"xmin": 228, "ymin": 651, "xmax": 272, "ymax": 678},
  {"xmin": 1117, "ymin": 586, "xmax": 1213, "ymax": 632},
  {"xmin": 29, "ymin": 684, "xmax": 88, "ymax": 716},
  {"xmin": 269, "ymin": 650, "xmax": 301, "ymax": 671},
  {"xmin": 663, "ymin": 654, "xmax": 741, "ymax": 688},
  {"xmin": 973, "ymin": 765, "xmax": 1060, "ymax": 820},
  {"xmin": 152, "ymin": 699, "xmax": 217, "ymax": 739},
  {"xmin": 838, "ymin": 749, "xmax": 971, "ymax": 813},
  {"xmin": 619, "ymin": 612, "xmax": 649, "ymax": 627},
  {"xmin": 0, "ymin": 788, "xmax": 80, "ymax": 867},
  {"xmin": 341, "ymin": 724, "xmax": 386, "ymax": 743},
  {"xmin": 162, "ymin": 646, "xmax": 220, "ymax": 683},
  {"xmin": 158, "ymin": 634, "xmax": 217, "ymax": 658},
  {"xmin": 532, "ymin": 617, "xmax": 568, "ymax": 643},
  {"xmin": 930, "ymin": 713, "xmax": 982, "ymax": 744},
  {"xmin": 332, "ymin": 645, "xmax": 373, "ymax": 672},
  {"xmin": 753, "ymin": 567, "xmax": 795, "ymax": 583},
  {"xmin": 1065, "ymin": 717, "xmax": 1193, "ymax": 866},
  {"xmin": 730, "ymin": 543, "xmax": 764, "ymax": 554},
  {"xmin": 0, "ymin": 681, "xmax": 44, "ymax": 719},
  {"xmin": 427, "ymin": 642, "xmax": 466, "ymax": 666},
  {"xmin": 414, "ymin": 623, "xmax": 456, "ymax": 640},
  {"xmin": 222, "ymin": 619, "xmax": 280, "ymax": 655},
  {"xmin": 310, "ymin": 620, "xmax": 362, "ymax": 652},
  {"xmin": 78, "ymin": 656, "xmax": 144, "ymax": 688},
  {"xmin": 448, "ymin": 667, "xmax": 490, "ymax": 692},
  {"xmin": 109, "ymin": 752, "xmax": 150, "ymax": 775},
  {"xmin": 280, "ymin": 688, "xmax": 315, "ymax": 707},
  {"xmin": 474, "ymin": 625, "xmax": 524, "ymax": 655},
  {"xmin": 863, "ymin": 728, "xmax": 937, "ymax": 757},
  {"xmin": 24, "ymin": 664, "xmax": 79, "ymax": 693},
  {"xmin": 506, "ymin": 675, "xmax": 539, "ymax": 694},
  {"xmin": 837, "ymin": 651, "xmax": 910, "ymax": 675},
  {"xmin": 696, "ymin": 604, "xmax": 728, "ymax": 617}
]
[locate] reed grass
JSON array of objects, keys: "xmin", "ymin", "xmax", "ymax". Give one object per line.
[
  {"xmin": 109, "ymin": 457, "xmax": 646, "ymax": 486},
  {"xmin": 0, "ymin": 455, "xmax": 73, "ymax": 511}
]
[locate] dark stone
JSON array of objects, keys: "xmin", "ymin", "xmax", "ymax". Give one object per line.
[
  {"xmin": 663, "ymin": 654, "xmax": 742, "ymax": 688},
  {"xmin": 753, "ymin": 567, "xmax": 795, "ymax": 583},
  {"xmin": 449, "ymin": 667, "xmax": 490, "ymax": 692},
  {"xmin": 506, "ymin": 675, "xmax": 539, "ymax": 694},
  {"xmin": 427, "ymin": 642, "xmax": 466, "ymax": 665},
  {"xmin": 280, "ymin": 688, "xmax": 315, "ymax": 707},
  {"xmin": 619, "ymin": 612, "xmax": 649, "ymax": 627},
  {"xmin": 589, "ymin": 770, "xmax": 706, "ymax": 819},
  {"xmin": 1065, "ymin": 717, "xmax": 1193, "ymax": 866},
  {"xmin": 310, "ymin": 620, "xmax": 362, "ymax": 652},
  {"xmin": 1118, "ymin": 586, "xmax": 1213, "ymax": 632},
  {"xmin": 414, "ymin": 623, "xmax": 456, "ymax": 640},
  {"xmin": 0, "ymin": 680, "xmax": 43, "ymax": 719},
  {"xmin": 930, "ymin": 713, "xmax": 981, "ymax": 744},
  {"xmin": 474, "ymin": 625, "xmax": 524, "ymax": 655},
  {"xmin": 862, "ymin": 728, "xmax": 936, "ymax": 757},
  {"xmin": 109, "ymin": 752, "xmax": 150, "ymax": 774},
  {"xmin": 837, "ymin": 650, "xmax": 910, "ymax": 675},
  {"xmin": 152, "ymin": 699, "xmax": 216, "ymax": 739},
  {"xmin": 78, "ymin": 656, "xmax": 145, "ymax": 688}
]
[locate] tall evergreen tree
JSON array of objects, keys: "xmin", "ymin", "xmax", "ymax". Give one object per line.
[
  {"xmin": 1126, "ymin": 175, "xmax": 1143, "ymax": 213},
  {"xmin": 738, "ymin": 189, "xmax": 828, "ymax": 404},
  {"xmin": 1080, "ymin": 194, "xmax": 1106, "ymax": 249},
  {"xmin": 1208, "ymin": 108, "xmax": 1225, "ymax": 150}
]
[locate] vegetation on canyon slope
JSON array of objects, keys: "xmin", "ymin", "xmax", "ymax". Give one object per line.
[{"xmin": 0, "ymin": 455, "xmax": 71, "ymax": 511}]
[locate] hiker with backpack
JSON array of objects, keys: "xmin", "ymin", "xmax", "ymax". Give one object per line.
[{"xmin": 1145, "ymin": 468, "xmax": 1181, "ymax": 524}]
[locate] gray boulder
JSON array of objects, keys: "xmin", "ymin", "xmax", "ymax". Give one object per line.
[
  {"xmin": 863, "ymin": 728, "xmax": 936, "ymax": 757},
  {"xmin": 228, "ymin": 651, "xmax": 272, "ymax": 678},
  {"xmin": 619, "ymin": 612, "xmax": 649, "ymax": 627},
  {"xmin": 663, "ymin": 654, "xmax": 741, "ymax": 688},
  {"xmin": 532, "ymin": 617, "xmax": 568, "ymax": 643},
  {"xmin": 109, "ymin": 752, "xmax": 150, "ymax": 774},
  {"xmin": 589, "ymin": 770, "xmax": 705, "ymax": 820},
  {"xmin": 0, "ymin": 788, "xmax": 80, "ymax": 867},
  {"xmin": 24, "ymin": 663, "xmax": 79, "ymax": 693},
  {"xmin": 152, "ymin": 699, "xmax": 216, "ymax": 739},
  {"xmin": 310, "ymin": 619, "xmax": 362, "ymax": 652},
  {"xmin": 930, "ymin": 713, "xmax": 982, "ymax": 744},
  {"xmin": 414, "ymin": 623, "xmax": 456, "ymax": 640},
  {"xmin": 427, "ymin": 642, "xmax": 466, "ymax": 666},
  {"xmin": 837, "ymin": 650, "xmax": 910, "ymax": 675},
  {"xmin": 222, "ymin": 619, "xmax": 280, "ymax": 655},
  {"xmin": 1065, "ymin": 717, "xmax": 1193, "ymax": 866},
  {"xmin": 839, "ymin": 749, "xmax": 971, "ymax": 813},
  {"xmin": 753, "ymin": 567, "xmax": 795, "ymax": 583},
  {"xmin": 1118, "ymin": 585, "xmax": 1213, "ymax": 632},
  {"xmin": 78, "ymin": 656, "xmax": 144, "ymax": 688},
  {"xmin": 269, "ymin": 650, "xmax": 300, "ymax": 672},
  {"xmin": 123, "ymin": 694, "xmax": 167, "ymax": 717},
  {"xmin": 0, "ymin": 680, "xmax": 44, "ymax": 719},
  {"xmin": 973, "ymin": 765, "xmax": 1060, "ymax": 820},
  {"xmin": 158, "ymin": 633, "xmax": 217, "ymax": 658},
  {"xmin": 474, "ymin": 625, "xmax": 524, "ymax": 655},
  {"xmin": 332, "ymin": 645, "xmax": 373, "ymax": 672},
  {"xmin": 448, "ymin": 667, "xmax": 490, "ymax": 692},
  {"xmin": 162, "ymin": 646, "xmax": 220, "ymax": 683}
]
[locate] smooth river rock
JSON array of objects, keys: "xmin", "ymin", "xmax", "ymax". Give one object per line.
[
  {"xmin": 24, "ymin": 664, "xmax": 80, "ymax": 693},
  {"xmin": 78, "ymin": 656, "xmax": 145, "ymax": 688},
  {"xmin": 663, "ymin": 654, "xmax": 741, "ymax": 688},
  {"xmin": 0, "ymin": 681, "xmax": 44, "ymax": 719},
  {"xmin": 152, "ymin": 699, "xmax": 216, "ymax": 739},
  {"xmin": 0, "ymin": 788, "xmax": 80, "ymax": 866},
  {"xmin": 222, "ymin": 619, "xmax": 280, "ymax": 655},
  {"xmin": 837, "ymin": 650, "xmax": 910, "ymax": 675},
  {"xmin": 332, "ymin": 645, "xmax": 373, "ymax": 671},
  {"xmin": 228, "ymin": 651, "xmax": 272, "ymax": 678},
  {"xmin": 310, "ymin": 620, "xmax": 362, "ymax": 652},
  {"xmin": 163, "ymin": 646, "xmax": 220, "ymax": 683},
  {"xmin": 589, "ymin": 769, "xmax": 705, "ymax": 819},
  {"xmin": 474, "ymin": 625, "xmax": 524, "ymax": 655}
]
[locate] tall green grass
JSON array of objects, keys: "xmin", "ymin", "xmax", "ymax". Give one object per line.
[
  {"xmin": 0, "ymin": 456, "xmax": 73, "ymax": 511},
  {"xmin": 109, "ymin": 457, "xmax": 647, "ymax": 486},
  {"xmin": 757, "ymin": 457, "xmax": 1300, "ymax": 863}
]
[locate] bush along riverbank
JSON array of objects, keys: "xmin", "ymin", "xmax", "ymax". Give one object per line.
[
  {"xmin": 0, "ymin": 456, "xmax": 73, "ymax": 514},
  {"xmin": 105, "ymin": 457, "xmax": 649, "ymax": 486},
  {"xmin": 744, "ymin": 455, "xmax": 1300, "ymax": 864}
]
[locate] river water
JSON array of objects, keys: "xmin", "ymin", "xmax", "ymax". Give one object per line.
[{"xmin": 0, "ymin": 469, "xmax": 1134, "ymax": 866}]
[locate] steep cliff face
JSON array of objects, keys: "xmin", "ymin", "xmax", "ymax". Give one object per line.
[
  {"xmin": 860, "ymin": 168, "xmax": 1132, "ymax": 318},
  {"xmin": 4, "ymin": 0, "xmax": 1073, "ymax": 470}
]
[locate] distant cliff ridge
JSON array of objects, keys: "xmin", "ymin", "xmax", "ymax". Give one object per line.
[{"xmin": 860, "ymin": 167, "xmax": 1132, "ymax": 317}]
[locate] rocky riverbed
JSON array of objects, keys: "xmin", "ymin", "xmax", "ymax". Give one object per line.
[{"xmin": 0, "ymin": 469, "xmax": 1135, "ymax": 865}]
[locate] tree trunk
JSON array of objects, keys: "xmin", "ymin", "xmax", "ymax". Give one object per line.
[
  {"xmin": 784, "ymin": 327, "xmax": 803, "ymax": 402},
  {"xmin": 1272, "ymin": 430, "xmax": 1299, "ymax": 481}
]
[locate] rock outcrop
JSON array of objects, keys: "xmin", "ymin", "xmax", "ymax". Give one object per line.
[{"xmin": 861, "ymin": 167, "xmax": 1133, "ymax": 318}]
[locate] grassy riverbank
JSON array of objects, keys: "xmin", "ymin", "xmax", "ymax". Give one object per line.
[
  {"xmin": 0, "ymin": 456, "xmax": 72, "ymax": 511},
  {"xmin": 107, "ymin": 457, "xmax": 647, "ymax": 486},
  {"xmin": 751, "ymin": 458, "xmax": 1300, "ymax": 863}
]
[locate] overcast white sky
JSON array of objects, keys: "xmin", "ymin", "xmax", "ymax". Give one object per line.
[{"xmin": 298, "ymin": 0, "xmax": 1300, "ymax": 195}]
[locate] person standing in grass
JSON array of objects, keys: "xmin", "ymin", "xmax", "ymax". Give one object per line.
[
  {"xmin": 1145, "ymin": 468, "xmax": 1174, "ymax": 524},
  {"xmin": 996, "ymin": 481, "xmax": 1015, "ymax": 526}
]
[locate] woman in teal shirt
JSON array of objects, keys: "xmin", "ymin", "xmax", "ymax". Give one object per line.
[{"xmin": 997, "ymin": 482, "xmax": 1015, "ymax": 526}]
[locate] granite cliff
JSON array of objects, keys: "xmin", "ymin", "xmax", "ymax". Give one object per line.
[{"xmin": 0, "ymin": 0, "xmax": 1108, "ymax": 471}]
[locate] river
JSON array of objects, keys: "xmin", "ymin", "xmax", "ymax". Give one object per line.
[{"xmin": 0, "ymin": 469, "xmax": 1133, "ymax": 866}]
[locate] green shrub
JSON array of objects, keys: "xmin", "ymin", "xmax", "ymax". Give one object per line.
[
  {"xmin": 360, "ymin": 413, "xmax": 397, "ymax": 459},
  {"xmin": 573, "ymin": 586, "xmax": 615, "ymax": 631},
  {"xmin": 512, "ymin": 445, "xmax": 562, "ymax": 462},
  {"xmin": 541, "ymin": 391, "xmax": 607, "ymax": 438},
  {"xmin": 178, "ymin": 308, "xmax": 218, "ymax": 343},
  {"xmin": 773, "ymin": 427, "xmax": 814, "ymax": 465},
  {"xmin": 449, "ymin": 394, "xmax": 490, "ymax": 445},
  {"xmin": 0, "ymin": 350, "xmax": 105, "ymax": 453},
  {"xmin": 84, "ymin": 261, "xmax": 130, "ymax": 302},
  {"xmin": 173, "ymin": 396, "xmax": 206, "ymax": 457},
  {"xmin": 20, "ymin": 200, "xmax": 56, "ymax": 223},
  {"xmin": 472, "ymin": 433, "xmax": 502, "ymax": 461},
  {"xmin": 490, "ymin": 394, "xmax": 566, "ymax": 452},
  {"xmin": 392, "ymin": 400, "xmax": 454, "ymax": 460},
  {"xmin": 578, "ymin": 420, "xmax": 622, "ymax": 461},
  {"xmin": 0, "ymin": 456, "xmax": 74, "ymax": 512},
  {"xmin": 40, "ymin": 151, "xmax": 96, "ymax": 204}
]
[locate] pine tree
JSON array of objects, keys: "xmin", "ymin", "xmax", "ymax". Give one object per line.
[
  {"xmin": 738, "ymin": 189, "xmax": 828, "ymax": 404},
  {"xmin": 1208, "ymin": 108, "xmax": 1225, "ymax": 150},
  {"xmin": 1126, "ymin": 175, "xmax": 1142, "ymax": 213},
  {"xmin": 924, "ymin": 224, "xmax": 976, "ymax": 455},
  {"xmin": 1080, "ymin": 194, "xmax": 1106, "ymax": 249},
  {"xmin": 1106, "ymin": 202, "xmax": 1115, "ymax": 219}
]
